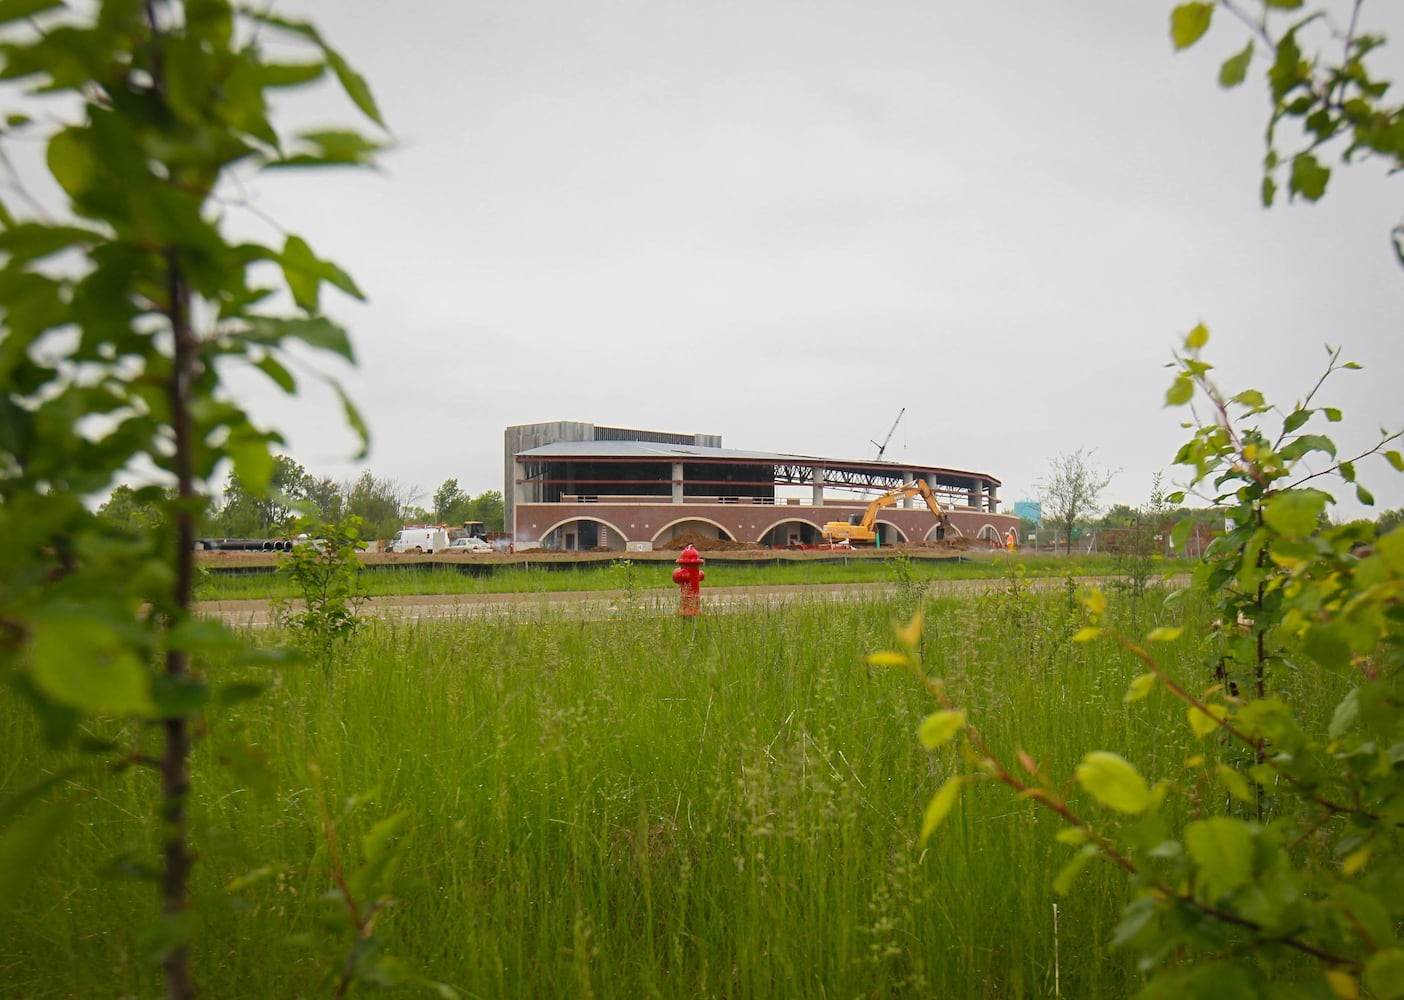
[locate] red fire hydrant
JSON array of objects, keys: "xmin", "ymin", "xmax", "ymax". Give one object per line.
[{"xmin": 672, "ymin": 544, "xmax": 705, "ymax": 616}]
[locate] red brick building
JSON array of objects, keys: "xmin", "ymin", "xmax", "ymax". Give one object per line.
[{"xmin": 505, "ymin": 422, "xmax": 1019, "ymax": 551}]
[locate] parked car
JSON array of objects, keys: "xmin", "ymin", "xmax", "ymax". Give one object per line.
[{"xmin": 449, "ymin": 536, "xmax": 492, "ymax": 553}]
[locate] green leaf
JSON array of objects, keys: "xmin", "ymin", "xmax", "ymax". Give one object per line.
[
  {"xmin": 150, "ymin": 675, "xmax": 211, "ymax": 718},
  {"xmin": 327, "ymin": 49, "xmax": 386, "ymax": 128},
  {"xmin": 1365, "ymin": 949, "xmax": 1404, "ymax": 1000},
  {"xmin": 228, "ymin": 429, "xmax": 275, "ymax": 495},
  {"xmin": 1075, "ymin": 752, "xmax": 1151, "ymax": 814},
  {"xmin": 1071, "ymin": 626, "xmax": 1102, "ymax": 643},
  {"xmin": 1263, "ymin": 0, "xmax": 1305, "ymax": 7},
  {"xmin": 332, "ymin": 380, "xmax": 370, "ymax": 460},
  {"xmin": 1289, "ymin": 152, "xmax": 1331, "ymax": 201},
  {"xmin": 0, "ymin": 223, "xmax": 101, "ymax": 263},
  {"xmin": 28, "ymin": 612, "xmax": 156, "ymax": 717},
  {"xmin": 1171, "ymin": 3, "xmax": 1214, "ymax": 50},
  {"xmin": 281, "ymin": 235, "xmax": 322, "ymax": 312},
  {"xmin": 1357, "ymin": 484, "xmax": 1375, "ymax": 506},
  {"xmin": 1184, "ymin": 323, "xmax": 1209, "ymax": 349},
  {"xmin": 0, "ymin": 0, "xmax": 63, "ymax": 25},
  {"xmin": 917, "ymin": 710, "xmax": 966, "ymax": 750},
  {"xmin": 1125, "ymin": 673, "xmax": 1157, "ymax": 703},
  {"xmin": 1219, "ymin": 41, "xmax": 1253, "ymax": 88},
  {"xmin": 1281, "ymin": 432, "xmax": 1336, "ymax": 461},
  {"xmin": 272, "ymin": 129, "xmax": 383, "ymax": 168},
  {"xmin": 254, "ymin": 61, "xmax": 326, "ymax": 88},
  {"xmin": 1329, "ymin": 689, "xmax": 1360, "ymax": 740},
  {"xmin": 1386, "ymin": 450, "xmax": 1404, "ymax": 473},
  {"xmin": 0, "ymin": 797, "xmax": 73, "ymax": 909},
  {"xmin": 1303, "ymin": 621, "xmax": 1351, "ymax": 668},
  {"xmin": 1188, "ymin": 703, "xmax": 1228, "ymax": 738},
  {"xmin": 920, "ymin": 776, "xmax": 966, "ymax": 844},
  {"xmin": 1217, "ymin": 764, "xmax": 1253, "ymax": 803},
  {"xmin": 1165, "ymin": 375, "xmax": 1194, "ymax": 406},
  {"xmin": 254, "ymin": 354, "xmax": 297, "ymax": 394},
  {"xmin": 1110, "ymin": 896, "xmax": 1159, "ymax": 949},
  {"xmin": 216, "ymin": 681, "xmax": 268, "ymax": 708},
  {"xmin": 1323, "ymin": 407, "xmax": 1342, "ymax": 422},
  {"xmin": 1053, "ymin": 843, "xmax": 1098, "ymax": 895},
  {"xmin": 45, "ymin": 127, "xmax": 93, "ymax": 200},
  {"xmin": 1336, "ymin": 887, "xmax": 1394, "ymax": 960},
  {"xmin": 1185, "ymin": 817, "xmax": 1255, "ymax": 898},
  {"xmin": 1283, "ymin": 408, "xmax": 1313, "ymax": 433},
  {"xmin": 1262, "ymin": 489, "xmax": 1329, "ymax": 538},
  {"xmin": 278, "ymin": 236, "xmax": 365, "ymax": 313},
  {"xmin": 245, "ymin": 315, "xmax": 355, "ymax": 363},
  {"xmin": 1147, "ymin": 626, "xmax": 1183, "ymax": 643},
  {"xmin": 361, "ymin": 809, "xmax": 411, "ymax": 864}
]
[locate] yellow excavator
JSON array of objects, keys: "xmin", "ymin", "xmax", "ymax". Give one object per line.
[{"xmin": 821, "ymin": 480, "xmax": 951, "ymax": 546}]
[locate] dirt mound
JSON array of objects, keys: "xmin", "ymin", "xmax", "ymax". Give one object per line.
[
  {"xmin": 910, "ymin": 535, "xmax": 981, "ymax": 551},
  {"xmin": 653, "ymin": 529, "xmax": 762, "ymax": 553}
]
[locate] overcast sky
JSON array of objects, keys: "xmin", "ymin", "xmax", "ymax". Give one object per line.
[{"xmin": 228, "ymin": 1, "xmax": 1403, "ymax": 518}]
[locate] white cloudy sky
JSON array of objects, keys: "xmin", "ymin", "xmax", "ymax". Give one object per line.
[{"xmin": 228, "ymin": 1, "xmax": 1403, "ymax": 516}]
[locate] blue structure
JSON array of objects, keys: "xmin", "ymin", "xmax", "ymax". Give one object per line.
[{"xmin": 1014, "ymin": 499, "xmax": 1042, "ymax": 524}]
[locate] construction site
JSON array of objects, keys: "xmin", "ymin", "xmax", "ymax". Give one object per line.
[{"xmin": 505, "ymin": 420, "xmax": 1020, "ymax": 553}]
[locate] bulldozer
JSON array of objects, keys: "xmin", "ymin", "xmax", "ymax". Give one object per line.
[{"xmin": 820, "ymin": 480, "xmax": 950, "ymax": 547}]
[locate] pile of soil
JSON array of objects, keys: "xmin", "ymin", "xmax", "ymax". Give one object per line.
[
  {"xmin": 653, "ymin": 529, "xmax": 763, "ymax": 553},
  {"xmin": 909, "ymin": 536, "xmax": 980, "ymax": 551}
]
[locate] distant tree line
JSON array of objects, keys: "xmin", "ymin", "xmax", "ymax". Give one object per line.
[
  {"xmin": 97, "ymin": 456, "xmax": 504, "ymax": 542},
  {"xmin": 1016, "ymin": 450, "xmax": 1402, "ymax": 554}
]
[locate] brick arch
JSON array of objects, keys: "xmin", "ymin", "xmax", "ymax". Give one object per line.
[
  {"xmin": 536, "ymin": 515, "xmax": 631, "ymax": 550},
  {"xmin": 921, "ymin": 522, "xmax": 964, "ymax": 542},
  {"xmin": 755, "ymin": 516, "xmax": 825, "ymax": 543},
  {"xmin": 874, "ymin": 520, "xmax": 909, "ymax": 544},
  {"xmin": 975, "ymin": 523, "xmax": 1005, "ymax": 546},
  {"xmin": 651, "ymin": 517, "xmax": 736, "ymax": 545}
]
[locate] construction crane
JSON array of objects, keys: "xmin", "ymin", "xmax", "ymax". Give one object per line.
[{"xmin": 871, "ymin": 407, "xmax": 905, "ymax": 461}]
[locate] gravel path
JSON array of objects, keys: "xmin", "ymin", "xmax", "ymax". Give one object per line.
[{"xmin": 198, "ymin": 576, "xmax": 1177, "ymax": 628}]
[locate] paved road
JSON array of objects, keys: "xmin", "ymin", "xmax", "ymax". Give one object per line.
[{"xmin": 199, "ymin": 576, "xmax": 1179, "ymax": 628}]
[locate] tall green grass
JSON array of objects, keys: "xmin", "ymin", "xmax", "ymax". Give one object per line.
[{"xmin": 1, "ymin": 584, "xmax": 1339, "ymax": 997}]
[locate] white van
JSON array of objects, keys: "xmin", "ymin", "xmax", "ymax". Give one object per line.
[{"xmin": 388, "ymin": 525, "xmax": 450, "ymax": 553}]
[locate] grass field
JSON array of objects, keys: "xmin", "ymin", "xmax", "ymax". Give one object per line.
[
  {"xmin": 2, "ymin": 578, "xmax": 1335, "ymax": 997},
  {"xmin": 195, "ymin": 550, "xmax": 1153, "ymax": 602}
]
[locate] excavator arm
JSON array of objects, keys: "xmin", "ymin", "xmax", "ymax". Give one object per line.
[{"xmin": 858, "ymin": 491, "xmax": 902, "ymax": 531}]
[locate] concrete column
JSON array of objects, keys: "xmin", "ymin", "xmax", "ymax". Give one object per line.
[
  {"xmin": 672, "ymin": 462, "xmax": 684, "ymax": 504},
  {"xmin": 510, "ymin": 460, "xmax": 530, "ymax": 536},
  {"xmin": 986, "ymin": 481, "xmax": 998, "ymax": 513},
  {"xmin": 811, "ymin": 466, "xmax": 825, "ymax": 506},
  {"xmin": 903, "ymin": 471, "xmax": 915, "ymax": 508}
]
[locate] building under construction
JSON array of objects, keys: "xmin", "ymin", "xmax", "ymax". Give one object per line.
[{"xmin": 504, "ymin": 421, "xmax": 1019, "ymax": 551}]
